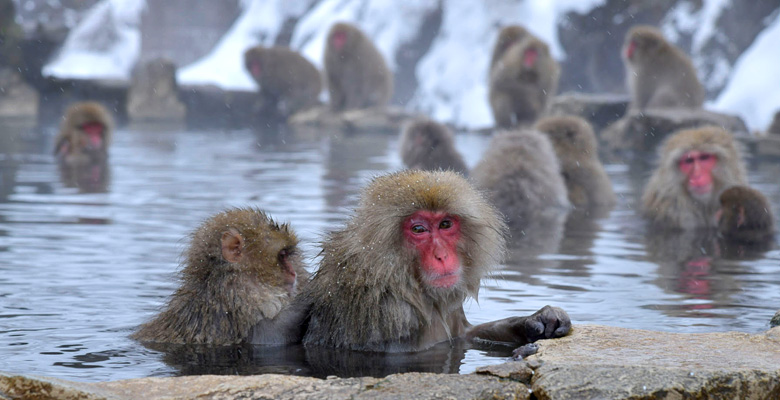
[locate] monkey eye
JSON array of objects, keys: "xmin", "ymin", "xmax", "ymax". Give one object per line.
[
  {"xmin": 681, "ymin": 156, "xmax": 696, "ymax": 165},
  {"xmin": 411, "ymin": 225, "xmax": 427, "ymax": 234},
  {"xmin": 278, "ymin": 248, "xmax": 294, "ymax": 262},
  {"xmin": 698, "ymin": 154, "xmax": 712, "ymax": 161},
  {"xmin": 439, "ymin": 219, "xmax": 453, "ymax": 230}
]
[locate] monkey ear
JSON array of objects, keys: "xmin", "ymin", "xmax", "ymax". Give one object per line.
[{"xmin": 221, "ymin": 228, "xmax": 244, "ymax": 263}]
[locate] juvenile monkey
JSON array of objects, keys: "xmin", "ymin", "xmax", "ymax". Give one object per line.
[
  {"xmin": 243, "ymin": 46, "xmax": 322, "ymax": 117},
  {"xmin": 132, "ymin": 208, "xmax": 308, "ymax": 345},
  {"xmin": 471, "ymin": 129, "xmax": 570, "ymax": 231},
  {"xmin": 53, "ymin": 102, "xmax": 113, "ymax": 165},
  {"xmin": 489, "ymin": 25, "xmax": 531, "ymax": 71},
  {"xmin": 622, "ymin": 25, "xmax": 705, "ymax": 111},
  {"xmin": 534, "ymin": 115, "xmax": 616, "ymax": 208},
  {"xmin": 717, "ymin": 186, "xmax": 775, "ymax": 244},
  {"xmin": 642, "ymin": 126, "xmax": 747, "ymax": 230},
  {"xmin": 324, "ymin": 22, "xmax": 393, "ymax": 112},
  {"xmin": 300, "ymin": 170, "xmax": 570, "ymax": 352},
  {"xmin": 399, "ymin": 118, "xmax": 468, "ymax": 175},
  {"xmin": 489, "ymin": 35, "xmax": 559, "ymax": 128}
]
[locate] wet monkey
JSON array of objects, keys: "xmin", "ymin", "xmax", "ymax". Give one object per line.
[
  {"xmin": 300, "ymin": 170, "xmax": 570, "ymax": 352},
  {"xmin": 717, "ymin": 186, "xmax": 775, "ymax": 244},
  {"xmin": 323, "ymin": 22, "xmax": 393, "ymax": 111},
  {"xmin": 534, "ymin": 115, "xmax": 615, "ymax": 208},
  {"xmin": 132, "ymin": 208, "xmax": 308, "ymax": 345},
  {"xmin": 642, "ymin": 126, "xmax": 747, "ymax": 230},
  {"xmin": 399, "ymin": 118, "xmax": 468, "ymax": 175},
  {"xmin": 489, "ymin": 35, "xmax": 559, "ymax": 128},
  {"xmin": 623, "ymin": 25, "xmax": 705, "ymax": 111},
  {"xmin": 54, "ymin": 102, "xmax": 113, "ymax": 165},
  {"xmin": 243, "ymin": 46, "xmax": 322, "ymax": 117}
]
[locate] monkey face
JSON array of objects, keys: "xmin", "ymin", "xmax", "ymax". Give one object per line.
[
  {"xmin": 331, "ymin": 29, "xmax": 349, "ymax": 52},
  {"xmin": 678, "ymin": 150, "xmax": 717, "ymax": 201},
  {"xmin": 403, "ymin": 210, "xmax": 463, "ymax": 289}
]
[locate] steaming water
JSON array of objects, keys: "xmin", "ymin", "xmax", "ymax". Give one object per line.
[{"xmin": 1, "ymin": 120, "xmax": 778, "ymax": 382}]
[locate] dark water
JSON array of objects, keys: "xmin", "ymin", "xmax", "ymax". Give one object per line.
[{"xmin": 0, "ymin": 118, "xmax": 778, "ymax": 382}]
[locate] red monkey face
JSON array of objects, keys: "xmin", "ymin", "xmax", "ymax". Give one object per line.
[
  {"xmin": 625, "ymin": 39, "xmax": 637, "ymax": 60},
  {"xmin": 250, "ymin": 61, "xmax": 262, "ymax": 78},
  {"xmin": 678, "ymin": 150, "xmax": 717, "ymax": 199},
  {"xmin": 80, "ymin": 122, "xmax": 105, "ymax": 151},
  {"xmin": 523, "ymin": 47, "xmax": 538, "ymax": 68},
  {"xmin": 331, "ymin": 30, "xmax": 348, "ymax": 52},
  {"xmin": 403, "ymin": 210, "xmax": 462, "ymax": 289}
]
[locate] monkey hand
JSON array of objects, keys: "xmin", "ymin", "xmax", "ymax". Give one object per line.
[{"xmin": 524, "ymin": 305, "xmax": 571, "ymax": 342}]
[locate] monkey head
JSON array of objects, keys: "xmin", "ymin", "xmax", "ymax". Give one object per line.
[
  {"xmin": 328, "ymin": 23, "xmax": 354, "ymax": 53},
  {"xmin": 660, "ymin": 127, "xmax": 746, "ymax": 204},
  {"xmin": 623, "ymin": 25, "xmax": 665, "ymax": 64},
  {"xmin": 716, "ymin": 186, "xmax": 774, "ymax": 235},
  {"xmin": 535, "ymin": 115, "xmax": 597, "ymax": 159},
  {"xmin": 57, "ymin": 102, "xmax": 112, "ymax": 161},
  {"xmin": 491, "ymin": 25, "xmax": 530, "ymax": 67},
  {"xmin": 243, "ymin": 46, "xmax": 265, "ymax": 80}
]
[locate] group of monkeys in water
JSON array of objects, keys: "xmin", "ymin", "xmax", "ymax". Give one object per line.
[{"xmin": 49, "ymin": 21, "xmax": 777, "ymax": 353}]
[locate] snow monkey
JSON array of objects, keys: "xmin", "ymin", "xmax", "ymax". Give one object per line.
[
  {"xmin": 54, "ymin": 102, "xmax": 113, "ymax": 165},
  {"xmin": 323, "ymin": 22, "xmax": 393, "ymax": 111},
  {"xmin": 717, "ymin": 185, "xmax": 775, "ymax": 244},
  {"xmin": 642, "ymin": 126, "xmax": 747, "ymax": 230},
  {"xmin": 622, "ymin": 25, "xmax": 705, "ymax": 111},
  {"xmin": 489, "ymin": 25, "xmax": 531, "ymax": 72},
  {"xmin": 300, "ymin": 170, "xmax": 571, "ymax": 352},
  {"xmin": 535, "ymin": 115, "xmax": 616, "ymax": 208},
  {"xmin": 489, "ymin": 35, "xmax": 559, "ymax": 128},
  {"xmin": 132, "ymin": 208, "xmax": 308, "ymax": 345},
  {"xmin": 243, "ymin": 45, "xmax": 322, "ymax": 117},
  {"xmin": 399, "ymin": 118, "xmax": 468, "ymax": 175}
]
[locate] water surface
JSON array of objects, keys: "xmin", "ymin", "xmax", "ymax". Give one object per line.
[{"xmin": 1, "ymin": 119, "xmax": 778, "ymax": 382}]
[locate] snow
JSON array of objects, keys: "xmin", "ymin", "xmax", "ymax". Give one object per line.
[
  {"xmin": 42, "ymin": 0, "xmax": 145, "ymax": 80},
  {"xmin": 712, "ymin": 11, "xmax": 780, "ymax": 131}
]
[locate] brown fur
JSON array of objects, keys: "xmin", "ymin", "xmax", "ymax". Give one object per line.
[
  {"xmin": 323, "ymin": 22, "xmax": 393, "ymax": 111},
  {"xmin": 718, "ymin": 186, "xmax": 775, "ymax": 243},
  {"xmin": 489, "ymin": 35, "xmax": 559, "ymax": 128},
  {"xmin": 132, "ymin": 208, "xmax": 308, "ymax": 345},
  {"xmin": 53, "ymin": 102, "xmax": 113, "ymax": 165},
  {"xmin": 489, "ymin": 25, "xmax": 531, "ymax": 72},
  {"xmin": 534, "ymin": 116, "xmax": 616, "ymax": 208},
  {"xmin": 471, "ymin": 129, "xmax": 570, "ymax": 231},
  {"xmin": 642, "ymin": 126, "xmax": 747, "ymax": 230},
  {"xmin": 623, "ymin": 25, "xmax": 705, "ymax": 111},
  {"xmin": 399, "ymin": 119, "xmax": 468, "ymax": 175},
  {"xmin": 243, "ymin": 46, "xmax": 322, "ymax": 117},
  {"xmin": 301, "ymin": 170, "xmax": 508, "ymax": 351}
]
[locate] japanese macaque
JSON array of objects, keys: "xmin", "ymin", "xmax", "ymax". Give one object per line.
[
  {"xmin": 324, "ymin": 22, "xmax": 393, "ymax": 111},
  {"xmin": 471, "ymin": 129, "xmax": 570, "ymax": 231},
  {"xmin": 300, "ymin": 170, "xmax": 570, "ymax": 352},
  {"xmin": 489, "ymin": 35, "xmax": 559, "ymax": 128},
  {"xmin": 623, "ymin": 25, "xmax": 705, "ymax": 111},
  {"xmin": 243, "ymin": 46, "xmax": 322, "ymax": 117},
  {"xmin": 642, "ymin": 126, "xmax": 747, "ymax": 230},
  {"xmin": 489, "ymin": 25, "xmax": 531, "ymax": 71},
  {"xmin": 534, "ymin": 116, "xmax": 616, "ymax": 208},
  {"xmin": 132, "ymin": 208, "xmax": 308, "ymax": 345},
  {"xmin": 717, "ymin": 186, "xmax": 775, "ymax": 244},
  {"xmin": 399, "ymin": 118, "xmax": 468, "ymax": 175},
  {"xmin": 53, "ymin": 102, "xmax": 113, "ymax": 165}
]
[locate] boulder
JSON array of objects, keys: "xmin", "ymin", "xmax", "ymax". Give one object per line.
[
  {"xmin": 0, "ymin": 68, "xmax": 38, "ymax": 118},
  {"xmin": 547, "ymin": 92, "xmax": 630, "ymax": 132},
  {"xmin": 602, "ymin": 108, "xmax": 748, "ymax": 153},
  {"xmin": 127, "ymin": 58, "xmax": 186, "ymax": 122}
]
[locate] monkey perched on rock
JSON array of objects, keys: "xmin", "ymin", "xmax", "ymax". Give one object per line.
[
  {"xmin": 471, "ymin": 129, "xmax": 570, "ymax": 230},
  {"xmin": 535, "ymin": 116, "xmax": 615, "ymax": 208},
  {"xmin": 717, "ymin": 186, "xmax": 775, "ymax": 244},
  {"xmin": 300, "ymin": 170, "xmax": 570, "ymax": 352},
  {"xmin": 132, "ymin": 208, "xmax": 308, "ymax": 345},
  {"xmin": 622, "ymin": 25, "xmax": 705, "ymax": 111},
  {"xmin": 243, "ymin": 46, "xmax": 322, "ymax": 117},
  {"xmin": 324, "ymin": 22, "xmax": 393, "ymax": 112},
  {"xmin": 399, "ymin": 118, "xmax": 468, "ymax": 175},
  {"xmin": 642, "ymin": 126, "xmax": 747, "ymax": 230},
  {"xmin": 489, "ymin": 35, "xmax": 559, "ymax": 128},
  {"xmin": 489, "ymin": 25, "xmax": 531, "ymax": 71},
  {"xmin": 54, "ymin": 102, "xmax": 113, "ymax": 165}
]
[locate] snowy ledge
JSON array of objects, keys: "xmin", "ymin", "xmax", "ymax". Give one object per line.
[{"xmin": 2, "ymin": 325, "xmax": 779, "ymax": 399}]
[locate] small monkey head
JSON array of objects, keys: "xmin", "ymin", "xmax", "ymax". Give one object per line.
[
  {"xmin": 535, "ymin": 115, "xmax": 598, "ymax": 158},
  {"xmin": 328, "ymin": 23, "xmax": 354, "ymax": 53},
  {"xmin": 717, "ymin": 186, "xmax": 773, "ymax": 233},
  {"xmin": 58, "ymin": 102, "xmax": 112, "ymax": 160},
  {"xmin": 243, "ymin": 46, "xmax": 265, "ymax": 79},
  {"xmin": 491, "ymin": 25, "xmax": 530, "ymax": 67},
  {"xmin": 624, "ymin": 25, "xmax": 666, "ymax": 64}
]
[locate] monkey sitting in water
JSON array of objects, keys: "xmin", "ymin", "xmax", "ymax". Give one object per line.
[
  {"xmin": 54, "ymin": 102, "xmax": 113, "ymax": 165},
  {"xmin": 132, "ymin": 208, "xmax": 308, "ymax": 345},
  {"xmin": 717, "ymin": 185, "xmax": 775, "ymax": 244}
]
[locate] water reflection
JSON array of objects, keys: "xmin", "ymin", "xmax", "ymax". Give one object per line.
[{"xmin": 0, "ymin": 119, "xmax": 778, "ymax": 383}]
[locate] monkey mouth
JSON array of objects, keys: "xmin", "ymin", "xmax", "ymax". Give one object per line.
[{"xmin": 427, "ymin": 271, "xmax": 461, "ymax": 288}]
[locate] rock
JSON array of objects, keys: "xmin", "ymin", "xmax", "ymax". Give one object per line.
[
  {"xmin": 527, "ymin": 324, "xmax": 780, "ymax": 400},
  {"xmin": 602, "ymin": 108, "xmax": 748, "ymax": 153},
  {"xmin": 476, "ymin": 360, "xmax": 534, "ymax": 383},
  {"xmin": 178, "ymin": 85, "xmax": 256, "ymax": 129},
  {"xmin": 127, "ymin": 58, "xmax": 186, "ymax": 122},
  {"xmin": 0, "ymin": 68, "xmax": 38, "ymax": 118},
  {"xmin": 772, "ymin": 310, "xmax": 780, "ymax": 328},
  {"xmin": 755, "ymin": 135, "xmax": 780, "ymax": 158},
  {"xmin": 547, "ymin": 92, "xmax": 630, "ymax": 132},
  {"xmin": 288, "ymin": 106, "xmax": 422, "ymax": 135},
  {"xmin": 768, "ymin": 110, "xmax": 780, "ymax": 135}
]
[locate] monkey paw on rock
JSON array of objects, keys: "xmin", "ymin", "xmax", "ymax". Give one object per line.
[{"xmin": 524, "ymin": 305, "xmax": 571, "ymax": 343}]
